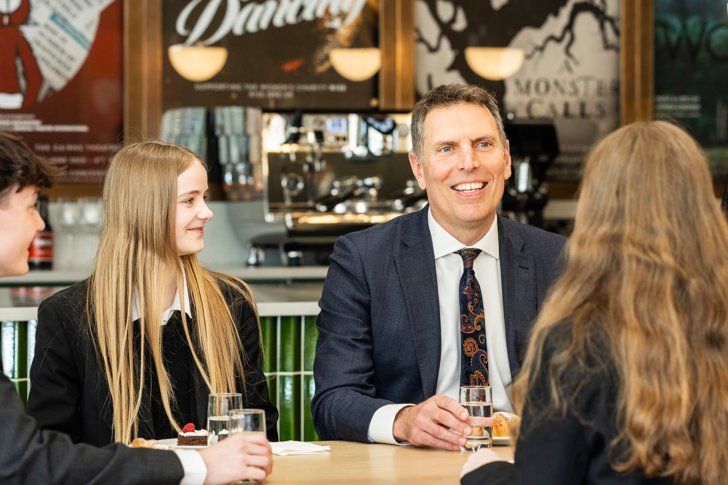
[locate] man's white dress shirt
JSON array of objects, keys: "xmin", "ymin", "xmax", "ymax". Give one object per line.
[{"xmin": 367, "ymin": 210, "xmax": 514, "ymax": 444}]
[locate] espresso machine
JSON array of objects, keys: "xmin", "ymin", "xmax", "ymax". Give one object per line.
[
  {"xmin": 500, "ymin": 120, "xmax": 559, "ymax": 228},
  {"xmin": 252, "ymin": 112, "xmax": 424, "ymax": 266}
]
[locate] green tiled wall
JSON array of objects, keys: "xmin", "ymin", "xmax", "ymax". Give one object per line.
[
  {"xmin": 3, "ymin": 316, "xmax": 320, "ymax": 441},
  {"xmin": 261, "ymin": 315, "xmax": 319, "ymax": 442},
  {"xmin": 1, "ymin": 320, "xmax": 35, "ymax": 407}
]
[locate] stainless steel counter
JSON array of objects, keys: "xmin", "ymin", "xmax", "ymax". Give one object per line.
[
  {"xmin": 0, "ymin": 266, "xmax": 328, "ymax": 287},
  {"xmin": 0, "ymin": 282, "xmax": 323, "ymax": 321}
]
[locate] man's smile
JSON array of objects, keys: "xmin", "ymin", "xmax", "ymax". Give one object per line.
[{"xmin": 452, "ymin": 182, "xmax": 487, "ymax": 192}]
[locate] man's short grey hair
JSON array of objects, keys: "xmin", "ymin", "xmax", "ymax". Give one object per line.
[{"xmin": 410, "ymin": 84, "xmax": 507, "ymax": 160}]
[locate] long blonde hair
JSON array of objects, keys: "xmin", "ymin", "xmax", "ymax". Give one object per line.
[
  {"xmin": 514, "ymin": 121, "xmax": 728, "ymax": 483},
  {"xmin": 88, "ymin": 140, "xmax": 256, "ymax": 443}
]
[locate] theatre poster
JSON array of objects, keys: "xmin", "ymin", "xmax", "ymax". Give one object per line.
[
  {"xmin": 0, "ymin": 0, "xmax": 123, "ymax": 184},
  {"xmin": 414, "ymin": 0, "xmax": 621, "ymax": 181},
  {"xmin": 654, "ymin": 0, "xmax": 728, "ymax": 177}
]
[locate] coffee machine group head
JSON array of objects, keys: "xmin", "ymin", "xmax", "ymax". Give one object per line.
[
  {"xmin": 263, "ymin": 112, "xmax": 423, "ymax": 234},
  {"xmin": 251, "ymin": 112, "xmax": 426, "ymax": 265}
]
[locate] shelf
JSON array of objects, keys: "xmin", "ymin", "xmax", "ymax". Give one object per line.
[{"xmin": 0, "ymin": 265, "xmax": 328, "ymax": 287}]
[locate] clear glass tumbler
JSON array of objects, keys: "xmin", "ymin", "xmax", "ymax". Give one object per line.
[
  {"xmin": 459, "ymin": 385, "xmax": 493, "ymax": 451},
  {"xmin": 230, "ymin": 408, "xmax": 266, "ymax": 436},
  {"xmin": 207, "ymin": 393, "xmax": 242, "ymax": 444}
]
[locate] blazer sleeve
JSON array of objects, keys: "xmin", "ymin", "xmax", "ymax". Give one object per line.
[
  {"xmin": 311, "ymin": 235, "xmax": 395, "ymax": 442},
  {"xmin": 461, "ymin": 339, "xmax": 612, "ymax": 485},
  {"xmin": 28, "ymin": 295, "xmax": 86, "ymax": 443},
  {"xmin": 1, "ymin": 374, "xmax": 184, "ymax": 485},
  {"xmin": 236, "ymin": 296, "xmax": 279, "ymax": 442}
]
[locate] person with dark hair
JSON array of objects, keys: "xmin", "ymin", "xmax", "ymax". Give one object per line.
[
  {"xmin": 0, "ymin": 132, "xmax": 272, "ymax": 484},
  {"xmin": 312, "ymin": 84, "xmax": 565, "ymax": 450},
  {"xmin": 0, "ymin": 133, "xmax": 57, "ymax": 276},
  {"xmin": 461, "ymin": 121, "xmax": 728, "ymax": 484}
]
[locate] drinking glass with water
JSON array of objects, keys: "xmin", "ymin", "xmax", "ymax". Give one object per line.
[
  {"xmin": 230, "ymin": 408, "xmax": 266, "ymax": 435},
  {"xmin": 230, "ymin": 409, "xmax": 267, "ymax": 484},
  {"xmin": 459, "ymin": 386, "xmax": 493, "ymax": 451},
  {"xmin": 207, "ymin": 393, "xmax": 242, "ymax": 444}
]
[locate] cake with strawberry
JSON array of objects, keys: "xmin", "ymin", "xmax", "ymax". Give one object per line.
[{"xmin": 177, "ymin": 423, "xmax": 209, "ymax": 447}]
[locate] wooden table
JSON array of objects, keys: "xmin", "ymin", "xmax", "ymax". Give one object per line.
[{"xmin": 267, "ymin": 441, "xmax": 514, "ymax": 484}]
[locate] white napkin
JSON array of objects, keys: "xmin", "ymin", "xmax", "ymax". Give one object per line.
[{"xmin": 271, "ymin": 441, "xmax": 331, "ymax": 456}]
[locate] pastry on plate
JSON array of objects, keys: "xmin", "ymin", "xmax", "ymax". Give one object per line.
[
  {"xmin": 493, "ymin": 411, "xmax": 520, "ymax": 437},
  {"xmin": 129, "ymin": 437, "xmax": 156, "ymax": 448}
]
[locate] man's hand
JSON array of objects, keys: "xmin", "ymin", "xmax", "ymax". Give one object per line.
[
  {"xmin": 198, "ymin": 433, "xmax": 273, "ymax": 484},
  {"xmin": 392, "ymin": 394, "xmax": 471, "ymax": 450}
]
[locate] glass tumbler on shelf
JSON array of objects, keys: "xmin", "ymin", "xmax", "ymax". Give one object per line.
[
  {"xmin": 55, "ymin": 198, "xmax": 81, "ymax": 270},
  {"xmin": 459, "ymin": 385, "xmax": 493, "ymax": 451},
  {"xmin": 79, "ymin": 197, "xmax": 103, "ymax": 229},
  {"xmin": 74, "ymin": 197, "xmax": 104, "ymax": 270},
  {"xmin": 230, "ymin": 408, "xmax": 266, "ymax": 436},
  {"xmin": 207, "ymin": 393, "xmax": 242, "ymax": 444}
]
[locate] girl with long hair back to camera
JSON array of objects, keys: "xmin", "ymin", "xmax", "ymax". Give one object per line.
[
  {"xmin": 461, "ymin": 121, "xmax": 728, "ymax": 484},
  {"xmin": 28, "ymin": 141, "xmax": 278, "ymax": 446}
]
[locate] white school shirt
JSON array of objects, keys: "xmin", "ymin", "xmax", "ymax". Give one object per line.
[{"xmin": 368, "ymin": 211, "xmax": 513, "ymax": 445}]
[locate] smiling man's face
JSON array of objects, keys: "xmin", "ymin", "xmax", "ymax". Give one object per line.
[{"xmin": 409, "ymin": 102, "xmax": 511, "ymax": 245}]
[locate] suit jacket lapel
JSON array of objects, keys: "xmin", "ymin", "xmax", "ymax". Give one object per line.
[
  {"xmin": 394, "ymin": 209, "xmax": 441, "ymax": 397},
  {"xmin": 498, "ymin": 218, "xmax": 535, "ymax": 377}
]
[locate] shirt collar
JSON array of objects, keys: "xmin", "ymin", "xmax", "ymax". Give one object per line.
[
  {"xmin": 131, "ymin": 263, "xmax": 192, "ymax": 325},
  {"xmin": 428, "ymin": 208, "xmax": 500, "ymax": 260}
]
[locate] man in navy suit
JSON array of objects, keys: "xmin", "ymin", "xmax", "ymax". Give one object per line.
[{"xmin": 312, "ymin": 84, "xmax": 565, "ymax": 450}]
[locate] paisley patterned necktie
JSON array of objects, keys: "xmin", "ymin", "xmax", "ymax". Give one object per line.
[{"xmin": 456, "ymin": 248, "xmax": 489, "ymax": 387}]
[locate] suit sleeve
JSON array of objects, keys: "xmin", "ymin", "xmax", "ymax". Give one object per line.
[
  {"xmin": 28, "ymin": 297, "xmax": 85, "ymax": 443},
  {"xmin": 1, "ymin": 374, "xmax": 184, "ymax": 485},
  {"xmin": 312, "ymin": 235, "xmax": 394, "ymax": 442},
  {"xmin": 237, "ymin": 297, "xmax": 279, "ymax": 442}
]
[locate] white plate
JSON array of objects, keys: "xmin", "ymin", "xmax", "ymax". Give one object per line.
[
  {"xmin": 493, "ymin": 436, "xmax": 511, "ymax": 446},
  {"xmin": 154, "ymin": 437, "xmax": 208, "ymax": 450}
]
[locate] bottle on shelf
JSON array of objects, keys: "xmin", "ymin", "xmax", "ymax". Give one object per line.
[{"xmin": 28, "ymin": 193, "xmax": 53, "ymax": 270}]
